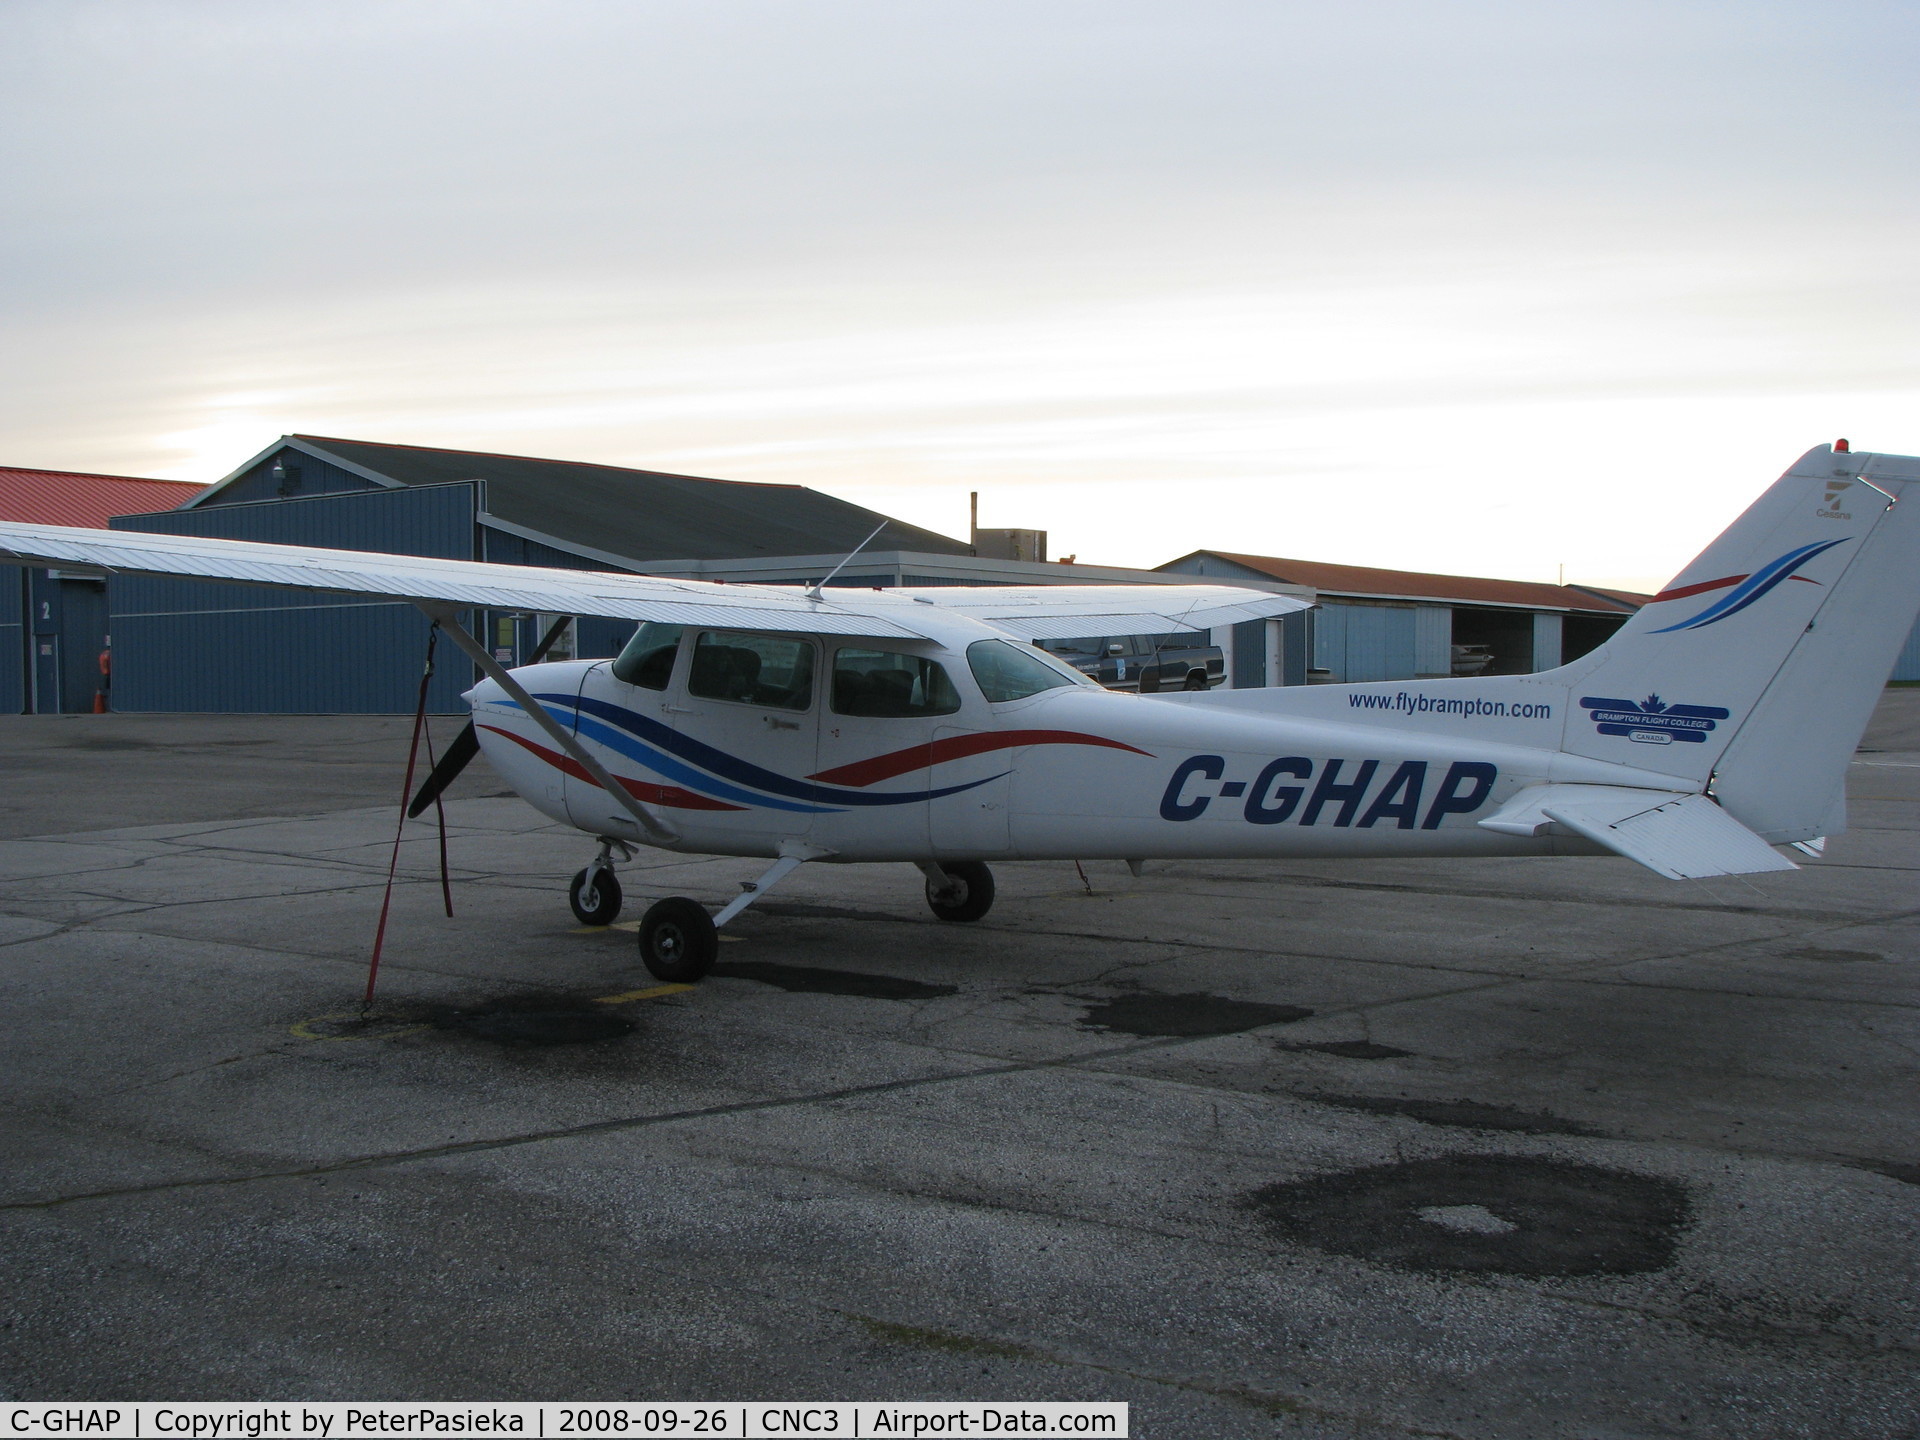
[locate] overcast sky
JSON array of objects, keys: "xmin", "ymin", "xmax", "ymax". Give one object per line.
[{"xmin": 3, "ymin": 1, "xmax": 1915, "ymax": 588}]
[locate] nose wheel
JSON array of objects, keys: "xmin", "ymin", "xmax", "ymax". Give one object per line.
[
  {"xmin": 922, "ymin": 861, "xmax": 995, "ymax": 922},
  {"xmin": 568, "ymin": 866, "xmax": 623, "ymax": 926},
  {"xmin": 568, "ymin": 837, "xmax": 633, "ymax": 926}
]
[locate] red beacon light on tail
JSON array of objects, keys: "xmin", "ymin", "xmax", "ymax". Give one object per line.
[{"xmin": 1835, "ymin": 439, "xmax": 1851, "ymax": 452}]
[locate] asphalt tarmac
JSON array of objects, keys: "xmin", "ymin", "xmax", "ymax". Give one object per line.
[{"xmin": 2, "ymin": 694, "xmax": 1917, "ymax": 1437}]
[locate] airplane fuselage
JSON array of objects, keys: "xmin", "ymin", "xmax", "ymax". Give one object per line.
[{"xmin": 470, "ymin": 638, "xmax": 1685, "ymax": 867}]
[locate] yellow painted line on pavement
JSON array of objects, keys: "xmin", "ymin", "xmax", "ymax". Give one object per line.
[{"xmin": 592, "ymin": 983, "xmax": 696, "ymax": 1005}]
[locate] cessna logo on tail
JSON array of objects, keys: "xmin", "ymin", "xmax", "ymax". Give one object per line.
[{"xmin": 1580, "ymin": 694, "xmax": 1731, "ymax": 745}]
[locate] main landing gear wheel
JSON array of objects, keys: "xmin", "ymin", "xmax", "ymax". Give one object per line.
[
  {"xmin": 925, "ymin": 862, "xmax": 995, "ymax": 923},
  {"xmin": 639, "ymin": 897, "xmax": 718, "ymax": 982},
  {"xmin": 568, "ymin": 867, "xmax": 623, "ymax": 926}
]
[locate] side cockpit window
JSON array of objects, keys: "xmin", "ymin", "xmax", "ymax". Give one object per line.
[
  {"xmin": 832, "ymin": 649, "xmax": 961, "ymax": 717},
  {"xmin": 611, "ymin": 622, "xmax": 682, "ymax": 690},
  {"xmin": 688, "ymin": 632, "xmax": 815, "ymax": 710}
]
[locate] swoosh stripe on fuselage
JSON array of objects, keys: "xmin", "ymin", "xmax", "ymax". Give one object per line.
[
  {"xmin": 807, "ymin": 728, "xmax": 1153, "ymax": 787},
  {"xmin": 525, "ymin": 693, "xmax": 1003, "ymax": 808},
  {"xmin": 479, "ymin": 726, "xmax": 747, "ymax": 810}
]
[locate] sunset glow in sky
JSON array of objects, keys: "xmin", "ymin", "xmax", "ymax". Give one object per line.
[{"xmin": 4, "ymin": 1, "xmax": 1915, "ymax": 590}]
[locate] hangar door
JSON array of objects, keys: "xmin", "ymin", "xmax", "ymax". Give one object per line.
[{"xmin": 1313, "ymin": 602, "xmax": 1417, "ymax": 684}]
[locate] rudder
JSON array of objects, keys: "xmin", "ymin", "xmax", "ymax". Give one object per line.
[{"xmin": 1552, "ymin": 443, "xmax": 1920, "ymax": 840}]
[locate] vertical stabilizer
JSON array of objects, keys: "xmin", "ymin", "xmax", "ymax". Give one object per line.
[{"xmin": 1552, "ymin": 444, "xmax": 1920, "ymax": 840}]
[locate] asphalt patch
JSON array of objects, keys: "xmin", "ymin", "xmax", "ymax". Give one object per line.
[
  {"xmin": 751, "ymin": 901, "xmax": 897, "ymax": 922},
  {"xmin": 1856, "ymin": 1159, "xmax": 1920, "ymax": 1186},
  {"xmin": 711, "ymin": 959, "xmax": 957, "ymax": 1001},
  {"xmin": 1245, "ymin": 1154, "xmax": 1691, "ymax": 1276},
  {"xmin": 1306, "ymin": 1093, "xmax": 1602, "ymax": 1136},
  {"xmin": 1081, "ymin": 992, "xmax": 1313, "ymax": 1038},
  {"xmin": 1294, "ymin": 1040, "xmax": 1413, "ymax": 1060},
  {"xmin": 435, "ymin": 996, "xmax": 637, "ymax": 1046},
  {"xmin": 1783, "ymin": 947, "xmax": 1887, "ymax": 964}
]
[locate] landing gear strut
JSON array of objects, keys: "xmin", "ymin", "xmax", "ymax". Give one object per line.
[
  {"xmin": 569, "ymin": 837, "xmax": 631, "ymax": 925},
  {"xmin": 637, "ymin": 843, "xmax": 833, "ymax": 983},
  {"xmin": 920, "ymin": 861, "xmax": 995, "ymax": 922}
]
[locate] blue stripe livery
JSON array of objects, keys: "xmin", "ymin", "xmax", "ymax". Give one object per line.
[
  {"xmin": 1650, "ymin": 538, "xmax": 1848, "ymax": 633},
  {"xmin": 506, "ymin": 693, "xmax": 1002, "ymax": 813}
]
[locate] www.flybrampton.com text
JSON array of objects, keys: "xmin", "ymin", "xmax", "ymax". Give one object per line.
[{"xmin": 1349, "ymin": 691, "xmax": 1553, "ymax": 719}]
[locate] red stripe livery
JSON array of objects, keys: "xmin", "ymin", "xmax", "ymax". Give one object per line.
[
  {"xmin": 480, "ymin": 726, "xmax": 745, "ymax": 810},
  {"xmin": 808, "ymin": 729, "xmax": 1151, "ymax": 787}
]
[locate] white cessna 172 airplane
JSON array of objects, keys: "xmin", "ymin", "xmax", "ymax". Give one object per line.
[{"xmin": 2, "ymin": 442, "xmax": 1916, "ymax": 983}]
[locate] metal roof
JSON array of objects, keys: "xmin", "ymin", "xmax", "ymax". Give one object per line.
[
  {"xmin": 0, "ymin": 468, "xmax": 205, "ymax": 528},
  {"xmin": 193, "ymin": 435, "xmax": 973, "ymax": 563},
  {"xmin": 1161, "ymin": 550, "xmax": 1644, "ymax": 614}
]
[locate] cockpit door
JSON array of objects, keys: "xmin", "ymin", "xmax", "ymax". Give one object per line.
[{"xmin": 653, "ymin": 629, "xmax": 822, "ymax": 850}]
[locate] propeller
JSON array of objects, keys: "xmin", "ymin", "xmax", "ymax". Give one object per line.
[{"xmin": 408, "ymin": 614, "xmax": 574, "ymax": 818}]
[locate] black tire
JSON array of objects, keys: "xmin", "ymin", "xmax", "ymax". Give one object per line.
[
  {"xmin": 1183, "ymin": 670, "xmax": 1208, "ymax": 691},
  {"xmin": 639, "ymin": 897, "xmax": 718, "ymax": 981},
  {"xmin": 925, "ymin": 861, "xmax": 995, "ymax": 922},
  {"xmin": 569, "ymin": 867, "xmax": 623, "ymax": 926}
]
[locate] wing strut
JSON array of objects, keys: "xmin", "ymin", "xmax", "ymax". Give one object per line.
[{"xmin": 419, "ymin": 603, "xmax": 678, "ymax": 846}]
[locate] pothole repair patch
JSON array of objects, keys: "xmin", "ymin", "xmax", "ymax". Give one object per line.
[
  {"xmin": 437, "ymin": 1001, "xmax": 636, "ymax": 1047},
  {"xmin": 1080, "ymin": 992, "xmax": 1313, "ymax": 1037},
  {"xmin": 712, "ymin": 959, "xmax": 957, "ymax": 1001},
  {"xmin": 1244, "ymin": 1154, "xmax": 1690, "ymax": 1276}
]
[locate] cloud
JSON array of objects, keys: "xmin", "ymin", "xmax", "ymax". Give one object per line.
[{"xmin": 1, "ymin": 0, "xmax": 1916, "ymax": 586}]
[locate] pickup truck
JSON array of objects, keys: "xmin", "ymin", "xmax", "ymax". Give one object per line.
[{"xmin": 1037, "ymin": 633, "xmax": 1225, "ymax": 692}]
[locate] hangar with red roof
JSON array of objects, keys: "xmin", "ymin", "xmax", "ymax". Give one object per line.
[{"xmin": 1, "ymin": 467, "xmax": 206, "ymax": 712}]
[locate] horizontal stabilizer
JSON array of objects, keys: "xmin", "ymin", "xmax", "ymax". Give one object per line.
[{"xmin": 1479, "ymin": 784, "xmax": 1797, "ymax": 880}]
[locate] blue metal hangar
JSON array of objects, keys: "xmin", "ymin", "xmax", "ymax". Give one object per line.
[
  {"xmin": 107, "ymin": 435, "xmax": 973, "ymax": 713},
  {"xmin": 0, "ymin": 466, "xmax": 208, "ymax": 713}
]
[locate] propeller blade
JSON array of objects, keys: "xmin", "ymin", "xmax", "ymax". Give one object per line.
[
  {"xmin": 407, "ymin": 616, "xmax": 572, "ymax": 818},
  {"xmin": 408, "ymin": 720, "xmax": 480, "ymax": 818}
]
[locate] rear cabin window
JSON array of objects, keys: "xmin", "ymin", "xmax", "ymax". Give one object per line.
[
  {"xmin": 610, "ymin": 623, "xmax": 683, "ymax": 689},
  {"xmin": 688, "ymin": 631, "xmax": 815, "ymax": 711},
  {"xmin": 965, "ymin": 639, "xmax": 1094, "ymax": 703},
  {"xmin": 832, "ymin": 649, "xmax": 961, "ymax": 718}
]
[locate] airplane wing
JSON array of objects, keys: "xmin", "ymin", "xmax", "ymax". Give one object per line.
[
  {"xmin": 891, "ymin": 584, "xmax": 1313, "ymax": 640},
  {"xmin": 0, "ymin": 521, "xmax": 927, "ymax": 639},
  {"xmin": 1478, "ymin": 784, "xmax": 1797, "ymax": 879}
]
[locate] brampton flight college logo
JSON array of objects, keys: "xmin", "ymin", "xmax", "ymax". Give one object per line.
[
  {"xmin": 1580, "ymin": 694, "xmax": 1730, "ymax": 745},
  {"xmin": 1647, "ymin": 538, "xmax": 1847, "ymax": 633}
]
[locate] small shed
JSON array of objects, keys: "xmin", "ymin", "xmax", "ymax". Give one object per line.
[{"xmin": 1157, "ymin": 550, "xmax": 1647, "ymax": 686}]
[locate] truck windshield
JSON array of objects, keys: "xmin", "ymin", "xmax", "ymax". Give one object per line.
[{"xmin": 966, "ymin": 639, "xmax": 1097, "ymax": 702}]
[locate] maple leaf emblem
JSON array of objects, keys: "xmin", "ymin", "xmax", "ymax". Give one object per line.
[{"xmin": 1641, "ymin": 694, "xmax": 1666, "ymax": 713}]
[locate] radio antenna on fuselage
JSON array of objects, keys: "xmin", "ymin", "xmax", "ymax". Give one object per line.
[{"xmin": 806, "ymin": 522, "xmax": 889, "ymax": 601}]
